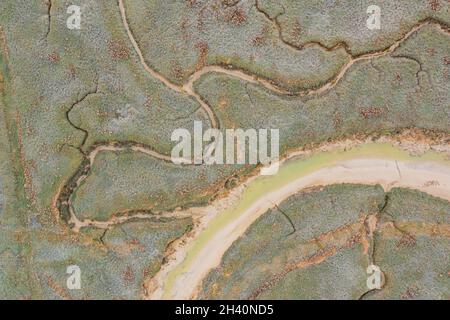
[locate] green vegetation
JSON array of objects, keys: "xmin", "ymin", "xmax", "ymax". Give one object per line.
[
  {"xmin": 276, "ymin": 0, "xmax": 450, "ymax": 55},
  {"xmin": 200, "ymin": 185, "xmax": 450, "ymax": 299},
  {"xmin": 72, "ymin": 151, "xmax": 247, "ymax": 221},
  {"xmin": 123, "ymin": 0, "xmax": 350, "ymax": 91},
  {"xmin": 0, "ymin": 0, "xmax": 448, "ymax": 299},
  {"xmin": 194, "ymin": 24, "xmax": 450, "ymax": 155},
  {"xmin": 30, "ymin": 217, "xmax": 192, "ymax": 299}
]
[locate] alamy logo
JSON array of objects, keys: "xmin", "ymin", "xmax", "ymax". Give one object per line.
[
  {"xmin": 66, "ymin": 5, "xmax": 81, "ymax": 30},
  {"xmin": 366, "ymin": 5, "xmax": 381, "ymax": 30},
  {"xmin": 171, "ymin": 121, "xmax": 280, "ymax": 175},
  {"xmin": 366, "ymin": 264, "xmax": 384, "ymax": 290},
  {"xmin": 66, "ymin": 265, "xmax": 81, "ymax": 290}
]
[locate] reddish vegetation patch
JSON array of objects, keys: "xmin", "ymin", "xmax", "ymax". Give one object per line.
[
  {"xmin": 345, "ymin": 232, "xmax": 363, "ymax": 248},
  {"xmin": 358, "ymin": 106, "xmax": 385, "ymax": 119},
  {"xmin": 252, "ymin": 26, "xmax": 269, "ymax": 46},
  {"xmin": 186, "ymin": 0, "xmax": 197, "ymax": 7},
  {"xmin": 171, "ymin": 60, "xmax": 185, "ymax": 82},
  {"xmin": 252, "ymin": 35, "xmax": 265, "ymax": 46},
  {"xmin": 444, "ymin": 69, "xmax": 449, "ymax": 80},
  {"xmin": 142, "ymin": 266, "xmax": 153, "ymax": 279},
  {"xmin": 444, "ymin": 57, "xmax": 450, "ymax": 65},
  {"xmin": 0, "ymin": 26, "xmax": 9, "ymax": 61},
  {"xmin": 126, "ymin": 238, "xmax": 146, "ymax": 252},
  {"xmin": 145, "ymin": 96, "xmax": 152, "ymax": 109},
  {"xmin": 397, "ymin": 233, "xmax": 416, "ymax": 248},
  {"xmin": 428, "ymin": 0, "xmax": 441, "ymax": 11},
  {"xmin": 401, "ymin": 285, "xmax": 421, "ymax": 299},
  {"xmin": 225, "ymin": 7, "xmax": 247, "ymax": 26},
  {"xmin": 122, "ymin": 266, "xmax": 135, "ymax": 284},
  {"xmin": 180, "ymin": 18, "xmax": 190, "ymax": 42},
  {"xmin": 392, "ymin": 73, "xmax": 402, "ymax": 86},
  {"xmin": 197, "ymin": 7, "xmax": 206, "ymax": 32},
  {"xmin": 195, "ymin": 41, "xmax": 209, "ymax": 70},
  {"xmin": 290, "ymin": 19, "xmax": 302, "ymax": 40},
  {"xmin": 47, "ymin": 52, "xmax": 60, "ymax": 62},
  {"xmin": 107, "ymin": 40, "xmax": 130, "ymax": 60}
]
